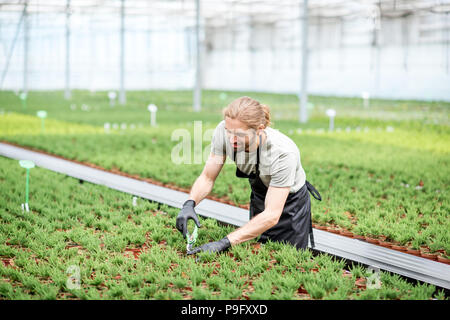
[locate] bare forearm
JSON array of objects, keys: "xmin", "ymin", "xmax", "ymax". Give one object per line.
[
  {"xmin": 188, "ymin": 174, "xmax": 214, "ymax": 205},
  {"xmin": 226, "ymin": 210, "xmax": 277, "ymax": 245}
]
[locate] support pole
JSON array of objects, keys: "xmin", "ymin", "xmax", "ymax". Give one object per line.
[
  {"xmin": 193, "ymin": 0, "xmax": 201, "ymax": 112},
  {"xmin": 23, "ymin": 0, "xmax": 29, "ymax": 95},
  {"xmin": 89, "ymin": 17, "xmax": 95, "ymax": 92},
  {"xmin": 299, "ymin": 0, "xmax": 309, "ymax": 123},
  {"xmin": 372, "ymin": 3, "xmax": 381, "ymax": 97},
  {"xmin": 26, "ymin": 168, "xmax": 29, "ymax": 204},
  {"xmin": 64, "ymin": 0, "xmax": 71, "ymax": 100},
  {"xmin": 119, "ymin": 0, "xmax": 126, "ymax": 105},
  {"xmin": 0, "ymin": 4, "xmax": 26, "ymax": 90},
  {"xmin": 445, "ymin": 12, "xmax": 449, "ymax": 75}
]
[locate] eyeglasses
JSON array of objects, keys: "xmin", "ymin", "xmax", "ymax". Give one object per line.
[{"xmin": 225, "ymin": 128, "xmax": 256, "ymax": 138}]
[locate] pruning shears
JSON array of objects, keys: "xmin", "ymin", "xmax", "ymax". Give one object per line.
[{"xmin": 186, "ymin": 223, "xmax": 198, "ymax": 253}]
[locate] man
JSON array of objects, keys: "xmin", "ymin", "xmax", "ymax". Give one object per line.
[{"xmin": 176, "ymin": 96, "xmax": 322, "ymax": 254}]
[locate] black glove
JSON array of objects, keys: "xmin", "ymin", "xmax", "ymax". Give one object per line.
[
  {"xmin": 176, "ymin": 200, "xmax": 201, "ymax": 238},
  {"xmin": 187, "ymin": 237, "xmax": 231, "ymax": 255}
]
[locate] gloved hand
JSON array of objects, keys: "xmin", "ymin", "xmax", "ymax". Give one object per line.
[
  {"xmin": 176, "ymin": 199, "xmax": 201, "ymax": 238},
  {"xmin": 187, "ymin": 237, "xmax": 231, "ymax": 255}
]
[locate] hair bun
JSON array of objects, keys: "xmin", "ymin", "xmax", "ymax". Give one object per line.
[
  {"xmin": 261, "ymin": 104, "xmax": 271, "ymax": 127},
  {"xmin": 222, "ymin": 96, "xmax": 272, "ymax": 129}
]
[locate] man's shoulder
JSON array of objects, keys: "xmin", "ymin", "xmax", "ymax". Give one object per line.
[
  {"xmin": 217, "ymin": 120, "xmax": 225, "ymax": 128},
  {"xmin": 213, "ymin": 120, "xmax": 226, "ymax": 135},
  {"xmin": 265, "ymin": 128, "xmax": 299, "ymax": 161},
  {"xmin": 212, "ymin": 120, "xmax": 226, "ymax": 138}
]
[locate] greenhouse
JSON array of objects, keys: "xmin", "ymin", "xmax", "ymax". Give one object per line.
[{"xmin": 0, "ymin": 0, "xmax": 449, "ymax": 304}]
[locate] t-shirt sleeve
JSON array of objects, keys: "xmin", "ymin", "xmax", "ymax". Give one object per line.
[
  {"xmin": 269, "ymin": 152, "xmax": 297, "ymax": 188},
  {"xmin": 210, "ymin": 121, "xmax": 226, "ymax": 156}
]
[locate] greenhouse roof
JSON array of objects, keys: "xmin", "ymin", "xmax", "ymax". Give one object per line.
[{"xmin": 0, "ymin": 0, "xmax": 449, "ymax": 21}]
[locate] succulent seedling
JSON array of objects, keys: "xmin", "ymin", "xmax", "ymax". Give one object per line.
[{"xmin": 185, "ymin": 220, "xmax": 198, "ymax": 253}]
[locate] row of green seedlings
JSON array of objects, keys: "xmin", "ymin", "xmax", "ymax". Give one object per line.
[
  {"xmin": 0, "ymin": 157, "xmax": 446, "ymax": 300},
  {"xmin": 3, "ymin": 108, "xmax": 445, "ymax": 213},
  {"xmin": 1, "ymin": 138, "xmax": 448, "ymax": 259},
  {"xmin": 2, "ymin": 142, "xmax": 448, "ymax": 259},
  {"xmin": 2, "ymin": 109, "xmax": 447, "ymax": 256},
  {"xmin": 1, "ymin": 221, "xmax": 443, "ymax": 300},
  {"xmin": 308, "ymin": 163, "xmax": 449, "ymax": 257},
  {"xmin": 6, "ymin": 89, "xmax": 448, "ymax": 119}
]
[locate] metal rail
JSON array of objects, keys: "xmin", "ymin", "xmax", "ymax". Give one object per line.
[{"xmin": 1, "ymin": 142, "xmax": 449, "ymax": 290}]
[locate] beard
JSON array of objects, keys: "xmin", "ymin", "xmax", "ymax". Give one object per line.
[
  {"xmin": 245, "ymin": 133, "xmax": 258, "ymax": 152},
  {"xmin": 232, "ymin": 131, "xmax": 259, "ymax": 152}
]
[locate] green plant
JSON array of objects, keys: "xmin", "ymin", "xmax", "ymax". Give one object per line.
[
  {"xmin": 2, "ymin": 89, "xmax": 449, "ymax": 254},
  {"xmin": 219, "ymin": 284, "xmax": 242, "ymax": 299},
  {"xmin": 170, "ymin": 277, "xmax": 186, "ymax": 289},
  {"xmin": 192, "ymin": 287, "xmax": 213, "ymax": 300},
  {"xmin": 0, "ymin": 155, "xmax": 445, "ymax": 300},
  {"xmin": 304, "ymin": 282, "xmax": 325, "ymax": 299}
]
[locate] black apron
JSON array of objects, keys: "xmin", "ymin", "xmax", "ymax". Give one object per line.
[{"xmin": 233, "ymin": 135, "xmax": 322, "ymax": 250}]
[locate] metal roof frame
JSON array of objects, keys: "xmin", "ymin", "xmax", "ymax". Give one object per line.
[{"xmin": 0, "ymin": 0, "xmax": 448, "ymax": 21}]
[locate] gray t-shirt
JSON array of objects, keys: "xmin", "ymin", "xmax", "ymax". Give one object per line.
[{"xmin": 210, "ymin": 120, "xmax": 306, "ymax": 193}]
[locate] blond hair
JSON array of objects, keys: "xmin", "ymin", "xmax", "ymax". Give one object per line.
[{"xmin": 222, "ymin": 96, "xmax": 271, "ymax": 129}]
